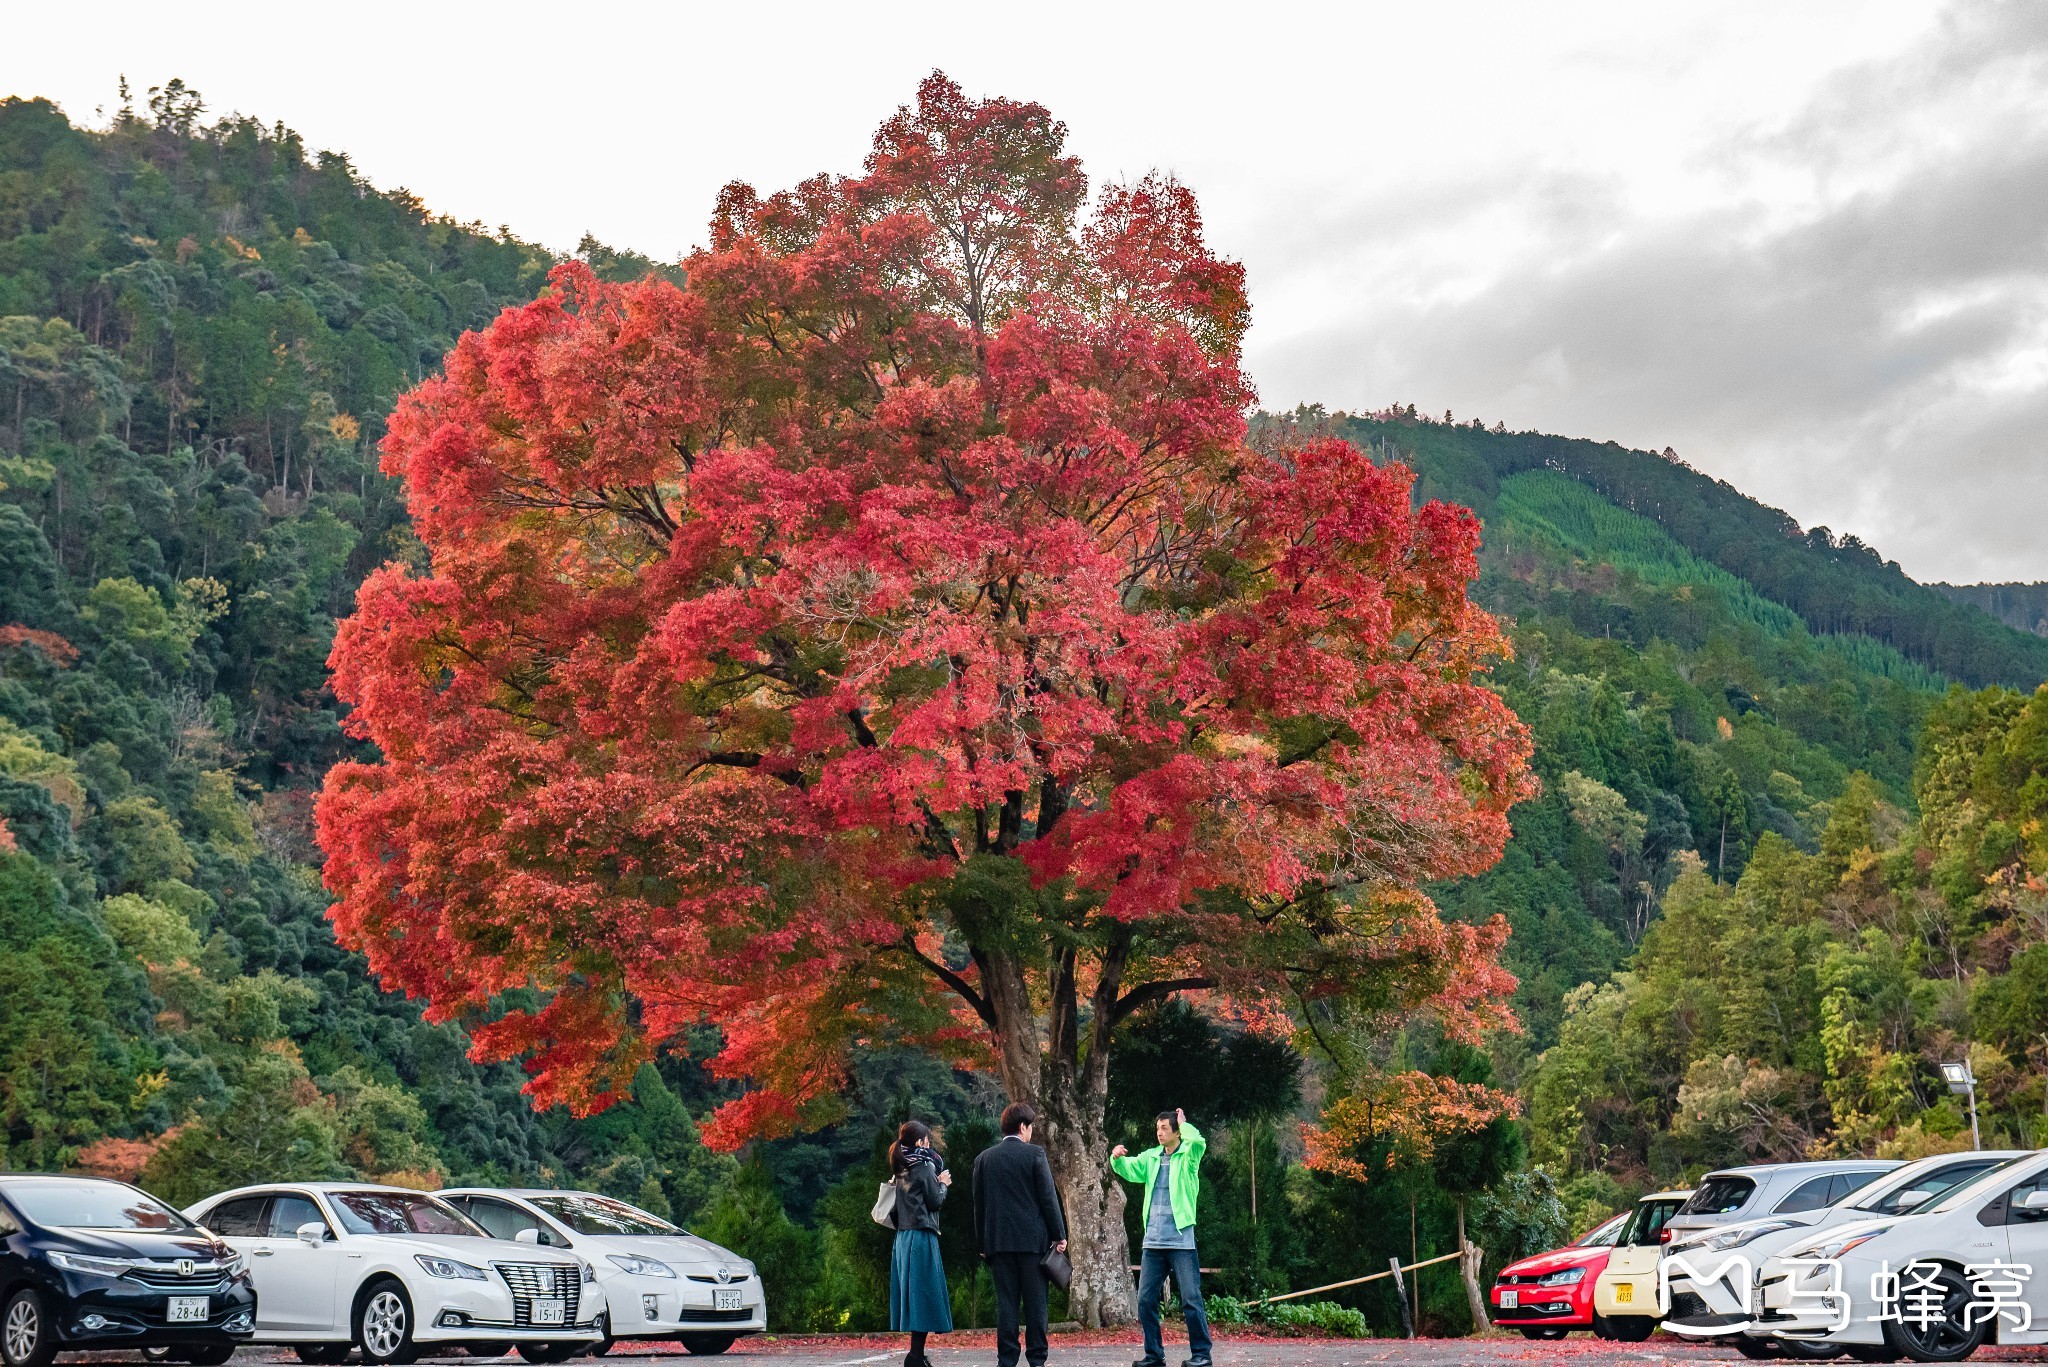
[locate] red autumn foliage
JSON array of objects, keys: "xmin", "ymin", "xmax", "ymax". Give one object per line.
[
  {"xmin": 70, "ymin": 1134, "xmax": 164, "ymax": 1182},
  {"xmin": 316, "ymin": 73, "xmax": 1533, "ymax": 1322},
  {"xmin": 0, "ymin": 625, "xmax": 80, "ymax": 667}
]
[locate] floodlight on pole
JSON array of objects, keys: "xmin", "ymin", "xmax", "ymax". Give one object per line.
[{"xmin": 1941, "ymin": 1061, "xmax": 1981, "ymax": 1151}]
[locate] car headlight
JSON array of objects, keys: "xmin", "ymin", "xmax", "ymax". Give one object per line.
[
  {"xmin": 415, "ymin": 1255, "xmax": 489, "ymax": 1281},
  {"xmin": 606, "ymin": 1254, "xmax": 674, "ymax": 1279},
  {"xmin": 1535, "ymin": 1267, "xmax": 1585, "ymax": 1286},
  {"xmin": 581, "ymin": 1261, "xmax": 597, "ymax": 1284},
  {"xmin": 219, "ymin": 1252, "xmax": 244, "ymax": 1275},
  {"xmin": 1699, "ymin": 1221, "xmax": 1797, "ymax": 1252},
  {"xmin": 1787, "ymin": 1226, "xmax": 1892, "ymax": 1262},
  {"xmin": 48, "ymin": 1251, "xmax": 136, "ymax": 1277}
]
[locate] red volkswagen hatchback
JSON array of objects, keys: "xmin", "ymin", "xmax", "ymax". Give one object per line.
[{"xmin": 1490, "ymin": 1211, "xmax": 1628, "ymax": 1339}]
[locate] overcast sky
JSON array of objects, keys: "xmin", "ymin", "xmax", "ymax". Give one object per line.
[{"xmin": 8, "ymin": 0, "xmax": 2044, "ymax": 582}]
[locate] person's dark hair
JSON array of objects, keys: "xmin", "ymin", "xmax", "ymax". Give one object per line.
[
  {"xmin": 893, "ymin": 1120, "xmax": 933, "ymax": 1174},
  {"xmin": 1156, "ymin": 1110, "xmax": 1181, "ymax": 1132},
  {"xmin": 1000, "ymin": 1102, "xmax": 1037, "ymax": 1136}
]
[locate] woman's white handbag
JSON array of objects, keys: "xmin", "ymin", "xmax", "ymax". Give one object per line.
[{"xmin": 870, "ymin": 1179, "xmax": 898, "ymax": 1228}]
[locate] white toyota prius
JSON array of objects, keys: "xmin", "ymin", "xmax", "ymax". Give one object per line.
[
  {"xmin": 185, "ymin": 1183, "xmax": 604, "ymax": 1364},
  {"xmin": 1752, "ymin": 1148, "xmax": 2048, "ymax": 1361},
  {"xmin": 439, "ymin": 1189, "xmax": 765, "ymax": 1357}
]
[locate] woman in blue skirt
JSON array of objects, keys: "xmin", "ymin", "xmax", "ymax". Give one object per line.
[{"xmin": 889, "ymin": 1119, "xmax": 953, "ymax": 1367}]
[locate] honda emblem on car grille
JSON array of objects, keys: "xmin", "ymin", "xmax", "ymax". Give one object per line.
[{"xmin": 177, "ymin": 1260, "xmax": 196, "ymax": 1277}]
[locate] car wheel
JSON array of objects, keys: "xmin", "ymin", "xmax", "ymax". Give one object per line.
[
  {"xmin": 296, "ymin": 1345, "xmax": 353, "ymax": 1364},
  {"xmin": 1735, "ymin": 1338, "xmax": 1785, "ymax": 1359},
  {"xmin": 515, "ymin": 1346, "xmax": 580, "ymax": 1364},
  {"xmin": 580, "ymin": 1314, "xmax": 612, "ymax": 1357},
  {"xmin": 354, "ymin": 1279, "xmax": 417, "ymax": 1366},
  {"xmin": 1604, "ymin": 1315, "xmax": 1655, "ymax": 1343},
  {"xmin": 0, "ymin": 1290, "xmax": 52, "ymax": 1367},
  {"xmin": 677, "ymin": 1336, "xmax": 737, "ymax": 1357},
  {"xmin": 1879, "ymin": 1265, "xmax": 1991, "ymax": 1364}
]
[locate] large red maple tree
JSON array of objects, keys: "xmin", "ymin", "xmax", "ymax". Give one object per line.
[{"xmin": 317, "ymin": 74, "xmax": 1534, "ymax": 1323}]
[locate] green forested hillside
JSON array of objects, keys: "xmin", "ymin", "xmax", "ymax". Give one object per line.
[
  {"xmin": 7, "ymin": 87, "xmax": 2048, "ymax": 1339},
  {"xmin": 1325, "ymin": 408, "xmax": 2048, "ymax": 690}
]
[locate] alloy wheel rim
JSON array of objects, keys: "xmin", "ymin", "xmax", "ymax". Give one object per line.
[
  {"xmin": 5, "ymin": 1300, "xmax": 36, "ymax": 1363},
  {"xmin": 364, "ymin": 1290, "xmax": 407, "ymax": 1358}
]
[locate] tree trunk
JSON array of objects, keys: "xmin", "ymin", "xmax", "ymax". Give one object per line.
[
  {"xmin": 1040, "ymin": 1117, "xmax": 1133, "ymax": 1327},
  {"xmin": 975, "ymin": 941, "xmax": 1139, "ymax": 1327}
]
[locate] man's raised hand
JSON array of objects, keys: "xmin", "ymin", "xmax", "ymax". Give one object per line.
[{"xmin": 1111, "ymin": 1144, "xmax": 1128, "ymax": 1157}]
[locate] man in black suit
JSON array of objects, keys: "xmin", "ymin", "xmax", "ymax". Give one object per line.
[{"xmin": 973, "ymin": 1101, "xmax": 1068, "ymax": 1367}]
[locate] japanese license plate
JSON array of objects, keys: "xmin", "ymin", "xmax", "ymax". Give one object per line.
[
  {"xmin": 530, "ymin": 1299, "xmax": 565, "ymax": 1326},
  {"xmin": 1500, "ymin": 1290, "xmax": 1518, "ymax": 1308},
  {"xmin": 1615, "ymin": 1283, "xmax": 1633, "ymax": 1304},
  {"xmin": 713, "ymin": 1289, "xmax": 743, "ymax": 1312},
  {"xmin": 167, "ymin": 1297, "xmax": 209, "ymax": 1323}
]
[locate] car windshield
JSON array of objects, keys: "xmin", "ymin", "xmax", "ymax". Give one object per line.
[
  {"xmin": 330, "ymin": 1191, "xmax": 485, "ymax": 1238},
  {"xmin": 1854, "ymin": 1157, "xmax": 2021, "ymax": 1214},
  {"xmin": 1618, "ymin": 1199, "xmax": 1682, "ymax": 1246},
  {"xmin": 4, "ymin": 1179, "xmax": 194, "ymax": 1232},
  {"xmin": 1925, "ymin": 1157, "xmax": 2048, "ymax": 1217},
  {"xmin": 1575, "ymin": 1213, "xmax": 1628, "ymax": 1248},
  {"xmin": 530, "ymin": 1195, "xmax": 679, "ymax": 1237},
  {"xmin": 1680, "ymin": 1177, "xmax": 1756, "ymax": 1216}
]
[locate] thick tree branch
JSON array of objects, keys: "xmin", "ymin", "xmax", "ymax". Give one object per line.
[
  {"xmin": 893, "ymin": 935, "xmax": 997, "ymax": 1028},
  {"xmin": 1107, "ymin": 976, "xmax": 1216, "ymax": 1031}
]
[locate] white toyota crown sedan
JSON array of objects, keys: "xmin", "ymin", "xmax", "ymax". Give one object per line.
[
  {"xmin": 439, "ymin": 1189, "xmax": 765, "ymax": 1356},
  {"xmin": 185, "ymin": 1183, "xmax": 605, "ymax": 1364}
]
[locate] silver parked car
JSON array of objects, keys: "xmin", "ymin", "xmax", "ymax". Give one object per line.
[{"xmin": 1662, "ymin": 1159, "xmax": 1900, "ymax": 1244}]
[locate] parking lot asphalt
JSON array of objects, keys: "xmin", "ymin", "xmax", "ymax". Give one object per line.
[
  {"xmin": 195, "ymin": 1334, "xmax": 2048, "ymax": 1365},
  {"xmin": 76, "ymin": 1329, "xmax": 2048, "ymax": 1367}
]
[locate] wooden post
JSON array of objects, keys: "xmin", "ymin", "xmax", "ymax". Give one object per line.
[
  {"xmin": 1389, "ymin": 1257, "xmax": 1414, "ymax": 1337},
  {"xmin": 1457, "ymin": 1197, "xmax": 1490, "ymax": 1333}
]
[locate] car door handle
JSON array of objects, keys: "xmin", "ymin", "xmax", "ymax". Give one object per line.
[{"xmin": 254, "ymin": 1248, "xmax": 275, "ymax": 1256}]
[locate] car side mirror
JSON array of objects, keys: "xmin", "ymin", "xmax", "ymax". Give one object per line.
[
  {"xmin": 2021, "ymin": 1190, "xmax": 2048, "ymax": 1211},
  {"xmin": 515, "ymin": 1227, "xmax": 543, "ymax": 1245},
  {"xmin": 297, "ymin": 1223, "xmax": 326, "ymax": 1246},
  {"xmin": 1895, "ymin": 1190, "xmax": 1932, "ymax": 1209}
]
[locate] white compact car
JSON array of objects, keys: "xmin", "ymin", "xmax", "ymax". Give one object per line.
[
  {"xmin": 1753, "ymin": 1149, "xmax": 2048, "ymax": 1361},
  {"xmin": 439, "ymin": 1189, "xmax": 765, "ymax": 1356},
  {"xmin": 185, "ymin": 1183, "xmax": 604, "ymax": 1364},
  {"xmin": 1662, "ymin": 1150, "xmax": 2026, "ymax": 1353}
]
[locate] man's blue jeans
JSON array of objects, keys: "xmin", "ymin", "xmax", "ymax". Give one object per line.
[{"xmin": 1137, "ymin": 1246, "xmax": 1212, "ymax": 1365}]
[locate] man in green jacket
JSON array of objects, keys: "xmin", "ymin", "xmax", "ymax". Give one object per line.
[{"xmin": 1111, "ymin": 1107, "xmax": 1211, "ymax": 1367}]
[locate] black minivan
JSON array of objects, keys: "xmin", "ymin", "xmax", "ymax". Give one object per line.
[{"xmin": 0, "ymin": 1174, "xmax": 256, "ymax": 1367}]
